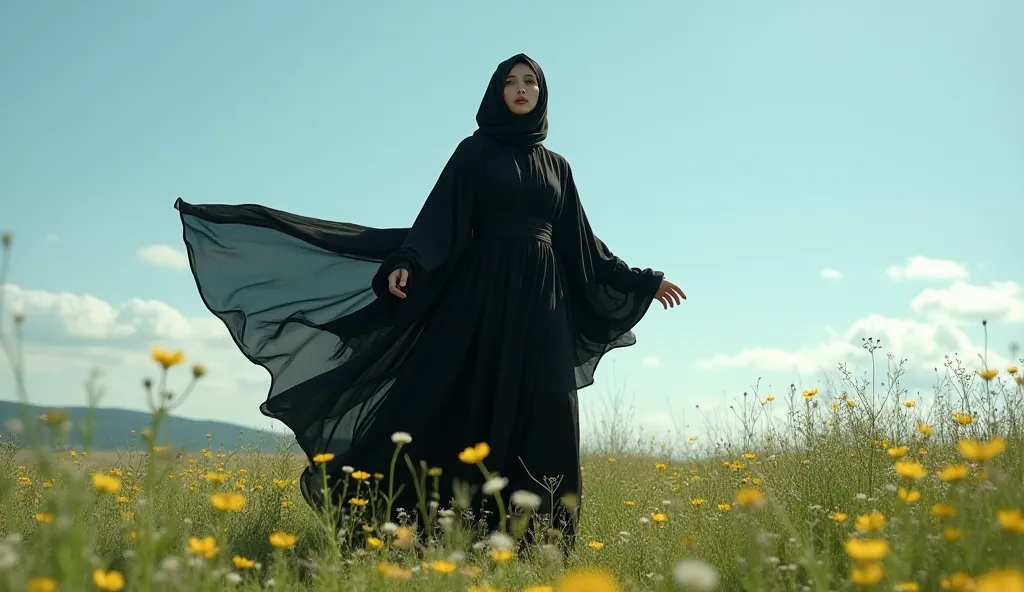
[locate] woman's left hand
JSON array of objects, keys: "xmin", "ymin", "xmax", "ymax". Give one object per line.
[{"xmin": 655, "ymin": 279, "xmax": 686, "ymax": 309}]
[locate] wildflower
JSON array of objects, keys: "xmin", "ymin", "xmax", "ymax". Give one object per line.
[
  {"xmin": 210, "ymin": 492, "xmax": 246, "ymax": 511},
  {"xmin": 351, "ymin": 470, "xmax": 371, "ymax": 481},
  {"xmin": 895, "ymin": 583, "xmax": 920, "ymax": 592},
  {"xmin": 944, "ymin": 527, "xmax": 964, "ymax": 541},
  {"xmin": 690, "ymin": 498, "xmax": 705, "ymax": 507},
  {"xmin": 393, "ymin": 526, "xmax": 415, "ymax": 549},
  {"xmin": 764, "ymin": 396, "xmax": 775, "ymax": 403},
  {"xmin": 650, "ymin": 512, "xmax": 668, "ymax": 523},
  {"xmin": 91, "ymin": 473, "xmax": 122, "ymax": 494},
  {"xmin": 269, "ymin": 531, "xmax": 296, "ymax": 549},
  {"xmin": 348, "ymin": 497, "xmax": 368, "ymax": 507},
  {"xmin": 888, "ymin": 446, "xmax": 909, "ymax": 459},
  {"xmin": 312, "ymin": 452, "xmax": 334, "ymax": 464},
  {"xmin": 802, "ymin": 387, "xmax": 819, "ymax": 401},
  {"xmin": 932, "ymin": 504, "xmax": 956, "ymax": 519},
  {"xmin": 844, "ymin": 538, "xmax": 889, "ymax": 562},
  {"xmin": 673, "ymin": 558, "xmax": 720, "ymax": 591},
  {"xmin": 898, "ymin": 488, "xmax": 921, "ymax": 504},
  {"xmin": 1010, "ymin": 366, "xmax": 1019, "ymax": 375},
  {"xmin": 377, "ymin": 562, "xmax": 413, "ymax": 580},
  {"xmin": 855, "ymin": 511, "xmax": 886, "ymax": 532},
  {"xmin": 655, "ymin": 462, "xmax": 667, "ymax": 470},
  {"xmin": 735, "ymin": 488, "xmax": 766, "ymax": 509},
  {"xmin": 941, "ymin": 573, "xmax": 975, "ymax": 590},
  {"xmin": 482, "ymin": 476, "xmax": 508, "ymax": 495},
  {"xmin": 92, "ymin": 569, "xmax": 126, "ymax": 591},
  {"xmin": 894, "ymin": 460, "xmax": 927, "ymax": 480},
  {"xmin": 510, "ymin": 490, "xmax": 542, "ymax": 511},
  {"xmin": 938, "ymin": 464, "xmax": 969, "ymax": 483},
  {"xmin": 607, "ymin": 456, "xmax": 616, "ymax": 463},
  {"xmin": 34, "ymin": 513, "xmax": 54, "ymax": 524},
  {"xmin": 917, "ymin": 423, "xmax": 933, "ymax": 436},
  {"xmin": 232, "ymin": 555, "xmax": 257, "ymax": 569},
  {"xmin": 151, "ymin": 345, "xmax": 185, "ymax": 369},
  {"xmin": 904, "ymin": 400, "xmax": 917, "ymax": 408},
  {"xmin": 996, "ymin": 509, "xmax": 1024, "ymax": 533},
  {"xmin": 490, "ymin": 549, "xmax": 514, "ymax": 562},
  {"xmin": 555, "ymin": 567, "xmax": 621, "ymax": 592},
  {"xmin": 958, "ymin": 436, "xmax": 1006, "ymax": 462},
  {"xmin": 188, "ymin": 536, "xmax": 220, "ymax": 559},
  {"xmin": 717, "ymin": 503, "xmax": 731, "ymax": 512},
  {"xmin": 366, "ymin": 537, "xmax": 383, "ymax": 549},
  {"xmin": 831, "ymin": 512, "xmax": 848, "ymax": 523},
  {"xmin": 458, "ymin": 442, "xmax": 491, "ymax": 464},
  {"xmin": 850, "ymin": 562, "xmax": 884, "ymax": 586},
  {"xmin": 977, "ymin": 368, "xmax": 998, "ymax": 381},
  {"xmin": 27, "ymin": 578, "xmax": 58, "ymax": 592},
  {"xmin": 587, "ymin": 541, "xmax": 604, "ymax": 550},
  {"xmin": 390, "ymin": 432, "xmax": 412, "ymax": 445},
  {"xmin": 953, "ymin": 412, "xmax": 974, "ymax": 426},
  {"xmin": 430, "ymin": 560, "xmax": 457, "ymax": 573},
  {"xmin": 681, "ymin": 535, "xmax": 698, "ymax": 547},
  {"xmin": 974, "ymin": 568, "xmax": 1024, "ymax": 592}
]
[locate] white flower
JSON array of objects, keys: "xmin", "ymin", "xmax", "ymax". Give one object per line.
[
  {"xmin": 510, "ymin": 490, "xmax": 542, "ymax": 511},
  {"xmin": 448, "ymin": 551, "xmax": 466, "ymax": 562},
  {"xmin": 482, "ymin": 476, "xmax": 508, "ymax": 495},
  {"xmin": 488, "ymin": 532, "xmax": 515, "ymax": 551},
  {"xmin": 855, "ymin": 493, "xmax": 867, "ymax": 501},
  {"xmin": 381, "ymin": 522, "xmax": 399, "ymax": 534},
  {"xmin": 225, "ymin": 572, "xmax": 243, "ymax": 585},
  {"xmin": 342, "ymin": 466, "xmax": 354, "ymax": 474},
  {"xmin": 391, "ymin": 432, "xmax": 412, "ymax": 445},
  {"xmin": 673, "ymin": 558, "xmax": 720, "ymax": 590}
]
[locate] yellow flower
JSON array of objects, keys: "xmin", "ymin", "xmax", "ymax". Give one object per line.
[
  {"xmin": 917, "ymin": 422, "xmax": 933, "ymax": 436},
  {"xmin": 850, "ymin": 562, "xmax": 884, "ymax": 586},
  {"xmin": 191, "ymin": 363, "xmax": 207, "ymax": 378},
  {"xmin": 366, "ymin": 536, "xmax": 383, "ymax": 549},
  {"xmin": 490, "ymin": 549, "xmax": 514, "ymax": 562},
  {"xmin": 524, "ymin": 587, "xmax": 555, "ymax": 592},
  {"xmin": 944, "ymin": 527, "xmax": 964, "ymax": 541},
  {"xmin": 717, "ymin": 503, "xmax": 731, "ymax": 512},
  {"xmin": 932, "ymin": 503, "xmax": 956, "ymax": 519},
  {"xmin": 978, "ymin": 368, "xmax": 998, "ymax": 381},
  {"xmin": 269, "ymin": 531, "xmax": 297, "ymax": 549},
  {"xmin": 151, "ymin": 345, "xmax": 185, "ymax": 369},
  {"xmin": 938, "ymin": 464, "xmax": 969, "ymax": 483},
  {"xmin": 941, "ymin": 573, "xmax": 975, "ymax": 591},
  {"xmin": 458, "ymin": 442, "xmax": 491, "ymax": 464},
  {"xmin": 34, "ymin": 512, "xmax": 54, "ymax": 524},
  {"xmin": 898, "ymin": 487, "xmax": 921, "ymax": 504},
  {"xmin": 587, "ymin": 540, "xmax": 605, "ymax": 550},
  {"xmin": 888, "ymin": 446, "xmax": 909, "ymax": 459},
  {"xmin": 958, "ymin": 436, "xmax": 1006, "ymax": 462},
  {"xmin": 429, "ymin": 560, "xmax": 457, "ymax": 574},
  {"xmin": 855, "ymin": 511, "xmax": 886, "ymax": 532},
  {"xmin": 91, "ymin": 473, "xmax": 122, "ymax": 494},
  {"xmin": 831, "ymin": 512, "xmax": 848, "ymax": 523},
  {"xmin": 904, "ymin": 400, "xmax": 917, "ymax": 408},
  {"xmin": 650, "ymin": 512, "xmax": 668, "ymax": 523},
  {"xmin": 690, "ymin": 498, "xmax": 705, "ymax": 507},
  {"xmin": 349, "ymin": 497, "xmax": 369, "ymax": 507},
  {"xmin": 92, "ymin": 569, "xmax": 125, "ymax": 592},
  {"xmin": 844, "ymin": 538, "xmax": 889, "ymax": 563},
  {"xmin": 953, "ymin": 412, "xmax": 974, "ymax": 426},
  {"xmin": 895, "ymin": 582, "xmax": 920, "ymax": 591},
  {"xmin": 188, "ymin": 536, "xmax": 220, "ymax": 559},
  {"xmin": 1009, "ymin": 366, "xmax": 1019, "ymax": 375},
  {"xmin": 764, "ymin": 396, "xmax": 775, "ymax": 403},
  {"xmin": 735, "ymin": 488, "xmax": 766, "ymax": 509},
  {"xmin": 27, "ymin": 577, "xmax": 58, "ymax": 592},
  {"xmin": 554, "ymin": 567, "xmax": 621, "ymax": 592},
  {"xmin": 312, "ymin": 452, "xmax": 335, "ymax": 464},
  {"xmin": 232, "ymin": 555, "xmax": 257, "ymax": 569},
  {"xmin": 210, "ymin": 492, "xmax": 246, "ymax": 511},
  {"xmin": 974, "ymin": 568, "xmax": 1024, "ymax": 592},
  {"xmin": 607, "ymin": 456, "xmax": 616, "ymax": 463},
  {"xmin": 623, "ymin": 500, "xmax": 636, "ymax": 507},
  {"xmin": 894, "ymin": 460, "xmax": 927, "ymax": 480},
  {"xmin": 376, "ymin": 562, "xmax": 413, "ymax": 581},
  {"xmin": 996, "ymin": 509, "xmax": 1024, "ymax": 533}
]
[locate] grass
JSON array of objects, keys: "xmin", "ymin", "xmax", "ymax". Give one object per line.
[{"xmin": 1, "ymin": 232, "xmax": 1023, "ymax": 592}]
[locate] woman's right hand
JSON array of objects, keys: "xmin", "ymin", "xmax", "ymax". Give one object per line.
[{"xmin": 387, "ymin": 268, "xmax": 409, "ymax": 299}]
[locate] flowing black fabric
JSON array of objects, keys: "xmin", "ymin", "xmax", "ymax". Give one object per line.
[{"xmin": 176, "ymin": 53, "xmax": 662, "ymax": 544}]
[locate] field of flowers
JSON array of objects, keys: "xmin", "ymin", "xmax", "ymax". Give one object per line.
[{"xmin": 1, "ymin": 234, "xmax": 1023, "ymax": 592}]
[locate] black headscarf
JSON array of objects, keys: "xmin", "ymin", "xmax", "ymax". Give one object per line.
[{"xmin": 473, "ymin": 53, "xmax": 548, "ymax": 147}]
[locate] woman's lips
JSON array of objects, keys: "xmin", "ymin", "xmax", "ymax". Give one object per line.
[{"xmin": 514, "ymin": 98, "xmax": 528, "ymax": 104}]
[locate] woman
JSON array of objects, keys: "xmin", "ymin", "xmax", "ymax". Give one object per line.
[{"xmin": 175, "ymin": 53, "xmax": 685, "ymax": 549}]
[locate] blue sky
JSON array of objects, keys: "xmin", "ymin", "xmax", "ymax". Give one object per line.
[{"xmin": 1, "ymin": 0, "xmax": 1022, "ymax": 439}]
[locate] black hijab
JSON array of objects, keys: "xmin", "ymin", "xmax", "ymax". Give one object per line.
[{"xmin": 473, "ymin": 53, "xmax": 548, "ymax": 147}]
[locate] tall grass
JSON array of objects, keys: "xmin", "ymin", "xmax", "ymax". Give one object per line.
[{"xmin": 1, "ymin": 231, "xmax": 1022, "ymax": 592}]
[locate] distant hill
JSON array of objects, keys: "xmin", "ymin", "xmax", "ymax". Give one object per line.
[{"xmin": 0, "ymin": 400, "xmax": 296, "ymax": 452}]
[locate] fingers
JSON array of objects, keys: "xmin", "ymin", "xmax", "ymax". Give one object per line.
[
  {"xmin": 399, "ymin": 268, "xmax": 408, "ymax": 287},
  {"xmin": 388, "ymin": 269, "xmax": 407, "ymax": 299}
]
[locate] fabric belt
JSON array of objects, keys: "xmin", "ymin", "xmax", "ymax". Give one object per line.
[{"xmin": 477, "ymin": 219, "xmax": 553, "ymax": 244}]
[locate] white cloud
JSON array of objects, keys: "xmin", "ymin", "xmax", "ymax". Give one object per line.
[
  {"xmin": 820, "ymin": 268, "xmax": 843, "ymax": 280},
  {"xmin": 886, "ymin": 256, "xmax": 969, "ymax": 282},
  {"xmin": 137, "ymin": 244, "xmax": 189, "ymax": 271},
  {"xmin": 911, "ymin": 281, "xmax": 1023, "ymax": 325},
  {"xmin": 641, "ymin": 356, "xmax": 661, "ymax": 367}
]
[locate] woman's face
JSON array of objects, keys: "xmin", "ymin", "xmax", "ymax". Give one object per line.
[{"xmin": 502, "ymin": 62, "xmax": 540, "ymax": 115}]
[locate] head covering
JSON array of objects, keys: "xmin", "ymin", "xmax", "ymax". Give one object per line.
[{"xmin": 473, "ymin": 53, "xmax": 548, "ymax": 147}]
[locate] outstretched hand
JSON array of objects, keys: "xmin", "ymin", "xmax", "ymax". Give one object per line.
[
  {"xmin": 387, "ymin": 268, "xmax": 409, "ymax": 299},
  {"xmin": 655, "ymin": 279, "xmax": 686, "ymax": 309}
]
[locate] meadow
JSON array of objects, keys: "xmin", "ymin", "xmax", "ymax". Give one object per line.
[{"xmin": 1, "ymin": 232, "xmax": 1023, "ymax": 592}]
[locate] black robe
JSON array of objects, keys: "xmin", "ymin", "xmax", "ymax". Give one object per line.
[{"xmin": 175, "ymin": 54, "xmax": 662, "ymax": 545}]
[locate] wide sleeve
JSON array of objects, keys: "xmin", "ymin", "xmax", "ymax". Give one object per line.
[
  {"xmin": 554, "ymin": 163, "xmax": 664, "ymax": 343},
  {"xmin": 370, "ymin": 138, "xmax": 477, "ymax": 300}
]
